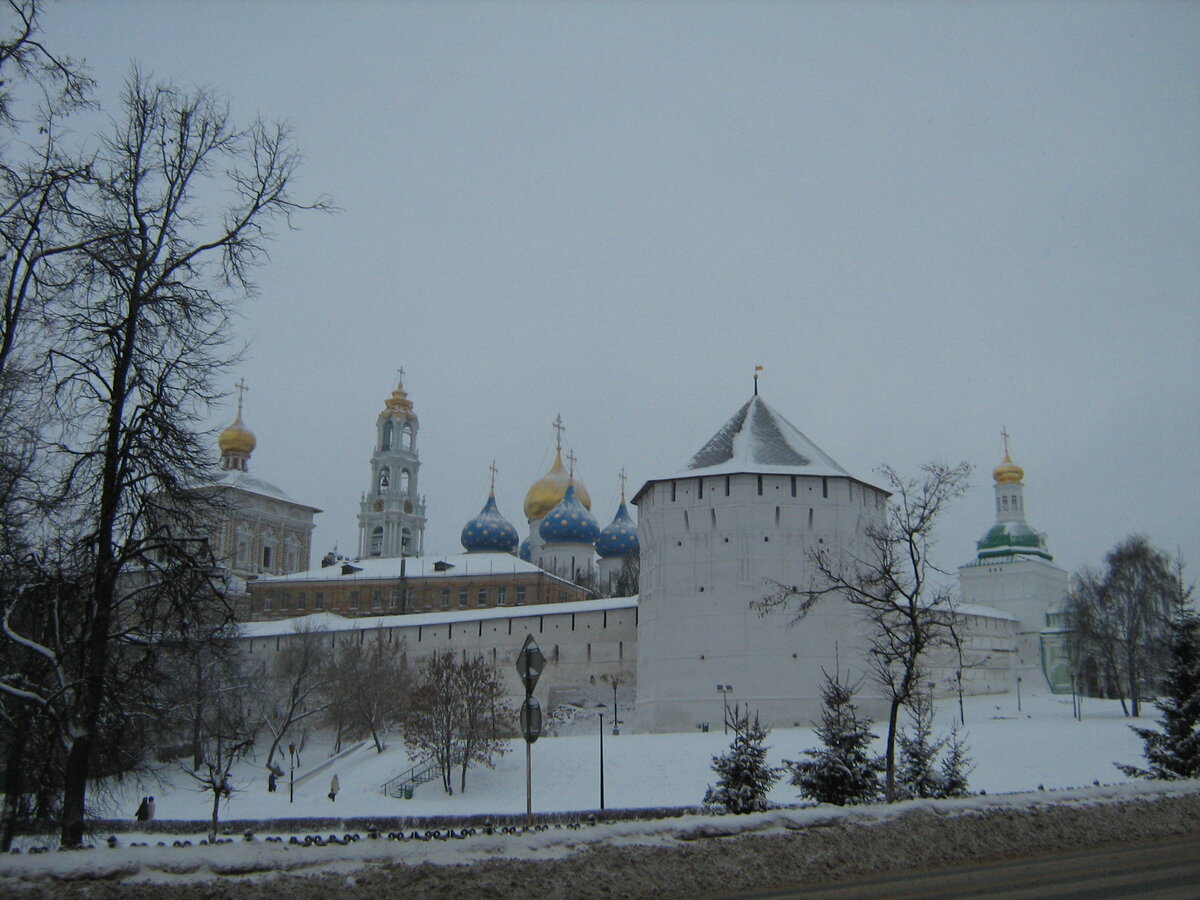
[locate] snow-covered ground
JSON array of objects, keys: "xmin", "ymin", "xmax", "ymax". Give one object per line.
[
  {"xmin": 3, "ymin": 688, "xmax": 1190, "ymax": 894},
  {"xmin": 101, "ymin": 689, "xmax": 1142, "ymax": 823}
]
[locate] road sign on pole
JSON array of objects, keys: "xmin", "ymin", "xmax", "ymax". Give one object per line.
[{"xmin": 516, "ymin": 634, "xmax": 546, "ymax": 695}]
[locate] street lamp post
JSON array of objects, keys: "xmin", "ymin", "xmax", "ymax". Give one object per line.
[
  {"xmin": 288, "ymin": 743, "xmax": 295, "ymax": 804},
  {"xmin": 596, "ymin": 704, "xmax": 607, "ymax": 811},
  {"xmin": 717, "ymin": 684, "xmax": 733, "ymax": 734},
  {"xmin": 611, "ymin": 680, "xmax": 619, "ymax": 736},
  {"xmin": 1017, "ymin": 676, "xmax": 1023, "ymax": 713}
]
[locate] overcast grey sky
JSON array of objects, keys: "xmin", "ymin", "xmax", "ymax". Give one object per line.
[{"xmin": 43, "ymin": 1, "xmax": 1199, "ymax": 578}]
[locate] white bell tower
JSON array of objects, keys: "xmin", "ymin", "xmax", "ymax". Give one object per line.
[{"xmin": 357, "ymin": 370, "xmax": 426, "ymax": 558}]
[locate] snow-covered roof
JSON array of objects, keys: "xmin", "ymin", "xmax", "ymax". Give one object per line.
[
  {"xmin": 201, "ymin": 470, "xmax": 322, "ymax": 511},
  {"xmin": 634, "ymin": 397, "xmax": 882, "ymax": 502},
  {"xmin": 253, "ymin": 552, "xmax": 575, "ymax": 588},
  {"xmin": 954, "ymin": 602, "xmax": 1018, "ymax": 622},
  {"xmin": 683, "ymin": 396, "xmax": 850, "ymax": 477},
  {"xmin": 237, "ymin": 595, "xmax": 639, "ymax": 639}
]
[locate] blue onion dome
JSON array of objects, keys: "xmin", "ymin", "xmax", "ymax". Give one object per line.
[
  {"xmin": 539, "ymin": 482, "xmax": 600, "ymax": 545},
  {"xmin": 518, "ymin": 536, "xmax": 532, "ymax": 562},
  {"xmin": 460, "ymin": 491, "xmax": 520, "ymax": 553},
  {"xmin": 596, "ymin": 500, "xmax": 639, "ymax": 559}
]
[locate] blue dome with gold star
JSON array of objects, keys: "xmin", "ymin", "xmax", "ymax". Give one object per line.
[
  {"xmin": 518, "ymin": 536, "xmax": 532, "ymax": 562},
  {"xmin": 539, "ymin": 483, "xmax": 600, "ymax": 545},
  {"xmin": 460, "ymin": 491, "xmax": 520, "ymax": 554},
  {"xmin": 596, "ymin": 501, "xmax": 638, "ymax": 559}
]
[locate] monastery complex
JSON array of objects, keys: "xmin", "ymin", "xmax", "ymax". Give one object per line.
[{"xmin": 215, "ymin": 373, "xmax": 1071, "ymax": 731}]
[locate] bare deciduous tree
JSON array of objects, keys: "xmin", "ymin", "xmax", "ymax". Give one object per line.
[
  {"xmin": 405, "ymin": 651, "xmax": 511, "ymax": 794},
  {"xmin": 321, "ymin": 631, "xmax": 407, "ymax": 754},
  {"xmin": 257, "ymin": 623, "xmax": 329, "ymax": 770},
  {"xmin": 757, "ymin": 461, "xmax": 970, "ymax": 802},
  {"xmin": 1068, "ymin": 536, "xmax": 1177, "ymax": 716}
]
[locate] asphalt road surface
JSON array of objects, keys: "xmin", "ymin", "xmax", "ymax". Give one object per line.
[{"xmin": 705, "ymin": 834, "xmax": 1200, "ymax": 899}]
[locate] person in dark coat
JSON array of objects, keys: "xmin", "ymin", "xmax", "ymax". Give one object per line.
[
  {"xmin": 146, "ymin": 796, "xmax": 156, "ymax": 821},
  {"xmin": 268, "ymin": 772, "xmax": 277, "ymax": 792},
  {"xmin": 135, "ymin": 796, "xmax": 149, "ymax": 823}
]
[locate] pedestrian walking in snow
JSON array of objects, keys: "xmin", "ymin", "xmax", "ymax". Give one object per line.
[
  {"xmin": 328, "ymin": 774, "xmax": 339, "ymax": 802},
  {"xmin": 146, "ymin": 796, "xmax": 156, "ymax": 821},
  {"xmin": 135, "ymin": 796, "xmax": 148, "ymax": 823},
  {"xmin": 268, "ymin": 772, "xmax": 277, "ymax": 792}
]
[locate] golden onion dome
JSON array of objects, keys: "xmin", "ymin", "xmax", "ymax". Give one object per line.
[
  {"xmin": 524, "ymin": 448, "xmax": 591, "ymax": 520},
  {"xmin": 993, "ymin": 450, "xmax": 1024, "ymax": 484},
  {"xmin": 218, "ymin": 411, "xmax": 257, "ymax": 455}
]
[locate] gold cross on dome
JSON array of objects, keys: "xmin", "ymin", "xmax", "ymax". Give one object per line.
[
  {"xmin": 1001, "ymin": 425, "xmax": 1011, "ymax": 458},
  {"xmin": 489, "ymin": 459, "xmax": 498, "ymax": 491},
  {"xmin": 618, "ymin": 467, "xmax": 627, "ymax": 499},
  {"xmin": 234, "ymin": 378, "xmax": 248, "ymax": 414},
  {"xmin": 566, "ymin": 448, "xmax": 577, "ymax": 477},
  {"xmin": 552, "ymin": 413, "xmax": 565, "ymax": 450},
  {"xmin": 396, "ymin": 366, "xmax": 405, "ymax": 385}
]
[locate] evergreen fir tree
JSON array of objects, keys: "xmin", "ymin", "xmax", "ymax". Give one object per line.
[
  {"xmin": 938, "ymin": 727, "xmax": 973, "ymax": 798},
  {"xmin": 895, "ymin": 691, "xmax": 946, "ymax": 799},
  {"xmin": 1118, "ymin": 610, "xmax": 1200, "ymax": 779},
  {"xmin": 896, "ymin": 690, "xmax": 973, "ymax": 799},
  {"xmin": 703, "ymin": 705, "xmax": 781, "ymax": 814},
  {"xmin": 785, "ymin": 672, "xmax": 882, "ymax": 806}
]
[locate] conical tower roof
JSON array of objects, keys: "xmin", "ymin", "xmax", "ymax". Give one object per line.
[{"xmin": 683, "ymin": 396, "xmax": 851, "ymax": 477}]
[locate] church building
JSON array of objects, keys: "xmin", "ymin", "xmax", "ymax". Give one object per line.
[
  {"xmin": 199, "ymin": 385, "xmax": 321, "ymax": 587},
  {"xmin": 957, "ymin": 433, "xmax": 1071, "ymax": 693}
]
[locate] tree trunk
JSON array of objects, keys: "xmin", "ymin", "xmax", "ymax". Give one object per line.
[
  {"xmin": 884, "ymin": 697, "xmax": 901, "ymax": 802},
  {"xmin": 209, "ymin": 787, "xmax": 221, "ymax": 843},
  {"xmin": 1, "ymin": 712, "xmax": 30, "ymax": 851}
]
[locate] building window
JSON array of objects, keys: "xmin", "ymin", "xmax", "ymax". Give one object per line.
[
  {"xmin": 790, "ymin": 475, "xmax": 797, "ymax": 497},
  {"xmin": 381, "ymin": 420, "xmax": 393, "ymax": 451},
  {"xmin": 401, "ymin": 528, "xmax": 412, "ymax": 554},
  {"xmin": 378, "ymin": 466, "xmax": 390, "ymax": 494},
  {"xmin": 441, "ymin": 588, "xmax": 449, "ymax": 609},
  {"xmin": 698, "ymin": 478, "xmax": 704, "ymax": 499},
  {"xmin": 406, "ymin": 588, "xmax": 415, "ymax": 608},
  {"xmin": 497, "ymin": 586, "xmax": 508, "ymax": 605},
  {"xmin": 459, "ymin": 588, "xmax": 468, "ymax": 608},
  {"xmin": 401, "ymin": 425, "xmax": 413, "ymax": 449},
  {"xmin": 516, "ymin": 586, "xmax": 526, "ymax": 605},
  {"xmin": 315, "ymin": 592, "xmax": 324, "ymax": 610},
  {"xmin": 280, "ymin": 592, "xmax": 290, "ymax": 611},
  {"xmin": 399, "ymin": 469, "xmax": 411, "ymax": 493},
  {"xmin": 822, "ymin": 478, "xmax": 828, "ymax": 499},
  {"xmin": 262, "ymin": 592, "xmax": 272, "ymax": 612},
  {"xmin": 262, "ymin": 545, "xmax": 272, "ymax": 569},
  {"xmin": 670, "ymin": 481, "xmax": 676, "ymax": 502},
  {"xmin": 370, "ymin": 526, "xmax": 383, "ymax": 557},
  {"xmin": 757, "ymin": 475, "xmax": 763, "ymax": 496},
  {"xmin": 297, "ymin": 592, "xmax": 306, "ymax": 611},
  {"xmin": 477, "ymin": 588, "xmax": 488, "ymax": 606},
  {"xmin": 349, "ymin": 590, "xmax": 359, "ymax": 611},
  {"xmin": 725, "ymin": 475, "xmax": 730, "ymax": 497},
  {"xmin": 558, "ymin": 590, "xmax": 566, "ymax": 603},
  {"xmin": 372, "ymin": 589, "xmax": 382, "ymax": 608}
]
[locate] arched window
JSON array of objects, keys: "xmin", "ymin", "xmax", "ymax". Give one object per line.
[
  {"xmin": 401, "ymin": 528, "xmax": 412, "ymax": 554},
  {"xmin": 381, "ymin": 421, "xmax": 393, "ymax": 451},
  {"xmin": 370, "ymin": 526, "xmax": 383, "ymax": 557},
  {"xmin": 399, "ymin": 469, "xmax": 411, "ymax": 493},
  {"xmin": 378, "ymin": 466, "xmax": 390, "ymax": 494},
  {"xmin": 401, "ymin": 425, "xmax": 413, "ymax": 449}
]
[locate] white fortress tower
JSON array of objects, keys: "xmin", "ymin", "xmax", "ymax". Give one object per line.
[
  {"xmin": 958, "ymin": 431, "xmax": 1069, "ymax": 689},
  {"xmin": 632, "ymin": 391, "xmax": 889, "ymax": 732},
  {"xmin": 357, "ymin": 372, "xmax": 427, "ymax": 559}
]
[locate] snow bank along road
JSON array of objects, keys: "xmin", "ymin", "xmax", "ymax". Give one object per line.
[{"xmin": 2, "ymin": 781, "xmax": 1198, "ymax": 898}]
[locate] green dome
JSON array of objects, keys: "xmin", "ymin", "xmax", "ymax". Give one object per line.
[{"xmin": 976, "ymin": 521, "xmax": 1052, "ymax": 561}]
